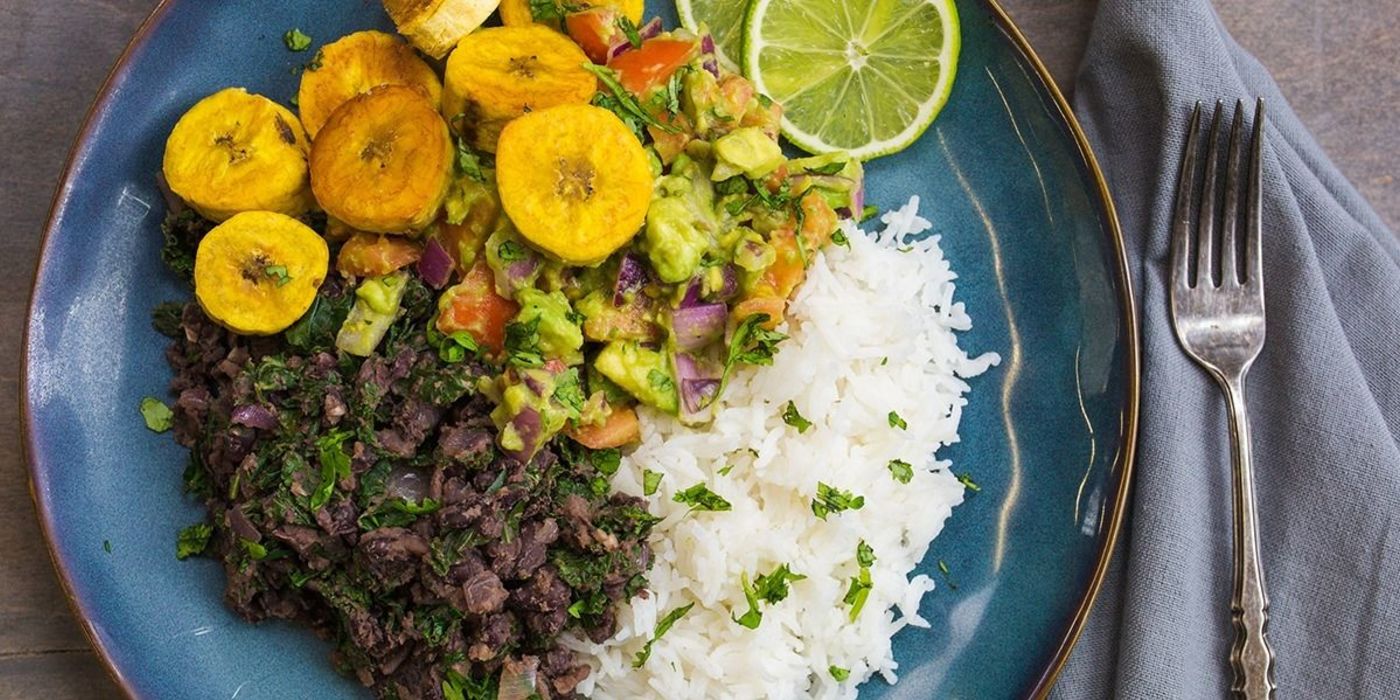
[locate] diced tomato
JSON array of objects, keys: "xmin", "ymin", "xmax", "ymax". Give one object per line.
[
  {"xmin": 732, "ymin": 296, "xmax": 787, "ymax": 329},
  {"xmin": 437, "ymin": 259, "xmax": 520, "ymax": 354},
  {"xmin": 336, "ymin": 233, "xmax": 422, "ymax": 278},
  {"xmin": 608, "ymin": 38, "xmax": 697, "ymax": 94},
  {"xmin": 735, "ymin": 228, "xmax": 806, "ymax": 329},
  {"xmin": 565, "ymin": 7, "xmax": 624, "ymax": 64},
  {"xmin": 567, "ymin": 406, "xmax": 641, "ymax": 449},
  {"xmin": 647, "ymin": 111, "xmax": 693, "ymax": 165},
  {"xmin": 798, "ymin": 191, "xmax": 839, "ymax": 248}
]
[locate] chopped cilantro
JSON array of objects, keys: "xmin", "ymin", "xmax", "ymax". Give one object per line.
[
  {"xmin": 830, "ymin": 666, "xmax": 851, "ymax": 681},
  {"xmin": 781, "ymin": 401, "xmax": 812, "ymax": 433},
  {"xmin": 584, "ymin": 64, "xmax": 676, "ymax": 135},
  {"xmin": 617, "ymin": 16, "xmax": 642, "ymax": 48},
  {"xmin": 643, "ymin": 469, "xmax": 663, "ymax": 495},
  {"xmin": 553, "ymin": 369, "xmax": 587, "ymax": 416},
  {"xmin": 102, "ymin": 540, "xmax": 112, "ymax": 554},
  {"xmin": 175, "ymin": 523, "xmax": 213, "ymax": 560},
  {"xmin": 140, "ymin": 397, "xmax": 173, "ymax": 433},
  {"xmin": 647, "ymin": 368, "xmax": 675, "ymax": 394},
  {"xmin": 304, "ymin": 48, "xmax": 324, "ymax": 72},
  {"xmin": 888, "ymin": 411, "xmax": 907, "ymax": 430},
  {"xmin": 151, "ymin": 301, "xmax": 184, "ymax": 338},
  {"xmin": 436, "ymin": 330, "xmax": 480, "ymax": 364},
  {"xmin": 632, "ymin": 602, "xmax": 694, "ymax": 667},
  {"xmin": 241, "ymin": 538, "xmax": 268, "ymax": 561},
  {"xmin": 310, "ymin": 431, "xmax": 351, "ymax": 511},
  {"xmin": 856, "ymin": 540, "xmax": 876, "ymax": 568},
  {"xmin": 860, "ymin": 205, "xmax": 880, "ymax": 222},
  {"xmin": 527, "ymin": 0, "xmax": 584, "ymax": 21},
  {"xmin": 957, "ymin": 472, "xmax": 982, "ymax": 492},
  {"xmin": 831, "ymin": 230, "xmax": 851, "ymax": 248},
  {"xmin": 283, "ymin": 28, "xmax": 312, "ymax": 52},
  {"xmin": 717, "ymin": 464, "xmax": 734, "ymax": 477},
  {"xmin": 715, "ymin": 176, "xmax": 749, "ymax": 197},
  {"xmin": 811, "ymin": 482, "xmax": 864, "ymax": 520},
  {"xmin": 672, "ymin": 483, "xmax": 731, "ymax": 512},
  {"xmin": 497, "ymin": 240, "xmax": 528, "ymax": 262},
  {"xmin": 887, "ymin": 459, "xmax": 914, "ymax": 484},
  {"xmin": 453, "ymin": 131, "xmax": 487, "ymax": 182},
  {"xmin": 808, "ymin": 161, "xmax": 848, "ymax": 176},
  {"xmin": 590, "ymin": 447, "xmax": 621, "ymax": 476},
  {"xmin": 722, "ymin": 315, "xmax": 788, "ymax": 391},
  {"xmin": 843, "ymin": 566, "xmax": 872, "ymax": 621},
  {"xmin": 503, "ymin": 316, "xmax": 545, "ymax": 367},
  {"xmin": 264, "ymin": 264, "xmax": 292, "ymax": 287},
  {"xmin": 732, "ymin": 565, "xmax": 805, "ymax": 629}
]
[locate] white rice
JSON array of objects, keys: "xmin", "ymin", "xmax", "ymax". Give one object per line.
[{"xmin": 568, "ymin": 197, "xmax": 1000, "ymax": 699}]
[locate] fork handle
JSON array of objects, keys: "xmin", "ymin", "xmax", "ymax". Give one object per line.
[{"xmin": 1221, "ymin": 372, "xmax": 1277, "ymax": 699}]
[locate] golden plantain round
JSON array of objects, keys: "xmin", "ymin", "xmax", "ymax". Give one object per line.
[
  {"xmin": 309, "ymin": 85, "xmax": 454, "ymax": 234},
  {"xmin": 495, "ymin": 104, "xmax": 653, "ymax": 266},
  {"xmin": 383, "ymin": 0, "xmax": 500, "ymax": 59},
  {"xmin": 162, "ymin": 88, "xmax": 313, "ymax": 222},
  {"xmin": 441, "ymin": 25, "xmax": 596, "ymax": 152},
  {"xmin": 193, "ymin": 211, "xmax": 329, "ymax": 335},
  {"xmin": 297, "ymin": 30, "xmax": 443, "ymax": 139},
  {"xmin": 498, "ymin": 0, "xmax": 644, "ymax": 28}
]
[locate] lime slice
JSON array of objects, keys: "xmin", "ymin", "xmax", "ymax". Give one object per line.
[
  {"xmin": 743, "ymin": 0, "xmax": 960, "ymax": 160},
  {"xmin": 675, "ymin": 0, "xmax": 749, "ymax": 72}
]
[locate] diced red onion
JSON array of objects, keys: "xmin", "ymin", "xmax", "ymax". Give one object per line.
[
  {"xmin": 501, "ymin": 257, "xmax": 540, "ymax": 296},
  {"xmin": 386, "ymin": 467, "xmax": 429, "ymax": 503},
  {"xmin": 607, "ymin": 39, "xmax": 634, "ymax": 62},
  {"xmin": 614, "ymin": 254, "xmax": 648, "ymax": 306},
  {"xmin": 703, "ymin": 58, "xmax": 720, "ymax": 78},
  {"xmin": 505, "ymin": 407, "xmax": 543, "ymax": 462},
  {"xmin": 674, "ymin": 352, "xmax": 723, "ymax": 419},
  {"xmin": 852, "ymin": 183, "xmax": 866, "ymax": 217},
  {"xmin": 231, "ymin": 404, "xmax": 277, "ymax": 430},
  {"xmin": 700, "ymin": 33, "xmax": 716, "ymax": 55},
  {"xmin": 709, "ymin": 265, "xmax": 740, "ymax": 302},
  {"xmin": 679, "ymin": 278, "xmax": 704, "ymax": 308},
  {"xmin": 640, "ymin": 17, "xmax": 664, "ymax": 40},
  {"xmin": 672, "ymin": 303, "xmax": 727, "ymax": 351},
  {"xmin": 497, "ymin": 657, "xmax": 539, "ymax": 700},
  {"xmin": 417, "ymin": 238, "xmax": 453, "ymax": 289}
]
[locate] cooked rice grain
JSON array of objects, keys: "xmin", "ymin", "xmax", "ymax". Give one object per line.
[{"xmin": 569, "ymin": 197, "xmax": 1000, "ymax": 699}]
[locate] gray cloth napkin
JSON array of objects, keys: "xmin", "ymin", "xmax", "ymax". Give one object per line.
[{"xmin": 1049, "ymin": 0, "xmax": 1400, "ymax": 698}]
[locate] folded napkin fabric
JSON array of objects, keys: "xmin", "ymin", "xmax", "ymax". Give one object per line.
[{"xmin": 1050, "ymin": 1, "xmax": 1400, "ymax": 697}]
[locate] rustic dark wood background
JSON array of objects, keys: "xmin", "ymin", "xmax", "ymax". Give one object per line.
[{"xmin": 3, "ymin": 0, "xmax": 1396, "ymax": 696}]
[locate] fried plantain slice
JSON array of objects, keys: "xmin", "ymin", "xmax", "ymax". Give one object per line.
[
  {"xmin": 162, "ymin": 88, "xmax": 313, "ymax": 222},
  {"xmin": 297, "ymin": 30, "xmax": 443, "ymax": 139},
  {"xmin": 382, "ymin": 0, "xmax": 500, "ymax": 59},
  {"xmin": 442, "ymin": 25, "xmax": 596, "ymax": 152},
  {"xmin": 498, "ymin": 0, "xmax": 643, "ymax": 28},
  {"xmin": 495, "ymin": 104, "xmax": 653, "ymax": 265},
  {"xmin": 310, "ymin": 85, "xmax": 454, "ymax": 234},
  {"xmin": 193, "ymin": 211, "xmax": 329, "ymax": 335}
]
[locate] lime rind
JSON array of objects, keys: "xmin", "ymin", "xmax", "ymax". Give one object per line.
[{"xmin": 742, "ymin": 0, "xmax": 961, "ymax": 160}]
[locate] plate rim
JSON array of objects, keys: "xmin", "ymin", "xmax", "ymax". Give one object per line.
[{"xmin": 20, "ymin": 1, "xmax": 1141, "ymax": 697}]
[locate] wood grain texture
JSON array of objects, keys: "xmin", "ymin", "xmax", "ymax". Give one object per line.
[{"xmin": 1, "ymin": 0, "xmax": 1396, "ymax": 696}]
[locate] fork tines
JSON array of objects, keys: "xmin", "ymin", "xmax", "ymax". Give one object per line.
[{"xmin": 1171, "ymin": 99, "xmax": 1265, "ymax": 292}]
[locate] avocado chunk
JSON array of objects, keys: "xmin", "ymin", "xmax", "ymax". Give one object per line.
[
  {"xmin": 335, "ymin": 271, "xmax": 408, "ymax": 357},
  {"xmin": 593, "ymin": 341, "xmax": 679, "ymax": 414},
  {"xmin": 645, "ymin": 196, "xmax": 709, "ymax": 284},
  {"xmin": 513, "ymin": 289, "xmax": 584, "ymax": 365},
  {"xmin": 713, "ymin": 127, "xmax": 785, "ymax": 181}
]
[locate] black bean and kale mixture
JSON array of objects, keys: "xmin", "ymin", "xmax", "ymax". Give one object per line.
[{"xmin": 161, "ymin": 247, "xmax": 656, "ymax": 698}]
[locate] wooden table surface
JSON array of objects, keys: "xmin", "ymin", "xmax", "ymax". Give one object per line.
[{"xmin": 3, "ymin": 1, "xmax": 1396, "ymax": 697}]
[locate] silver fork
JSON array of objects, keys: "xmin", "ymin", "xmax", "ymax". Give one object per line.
[{"xmin": 1169, "ymin": 99, "xmax": 1276, "ymax": 700}]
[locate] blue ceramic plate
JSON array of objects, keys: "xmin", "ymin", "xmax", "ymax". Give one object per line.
[{"xmin": 24, "ymin": 1, "xmax": 1138, "ymax": 698}]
